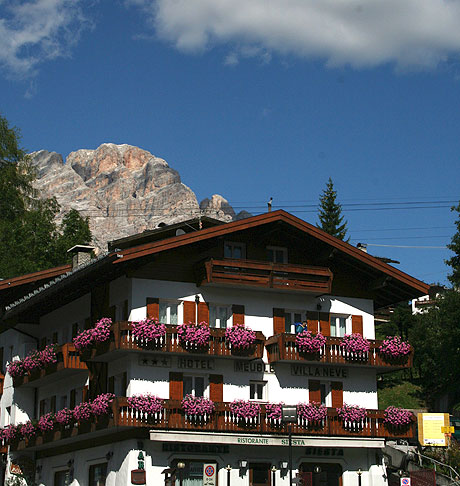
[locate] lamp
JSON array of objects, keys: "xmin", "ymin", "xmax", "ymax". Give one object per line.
[
  {"xmin": 177, "ymin": 462, "xmax": 186, "ymax": 486},
  {"xmin": 226, "ymin": 464, "xmax": 232, "ymax": 486},
  {"xmin": 314, "ymin": 466, "xmax": 322, "ymax": 474},
  {"xmin": 239, "ymin": 460, "xmax": 248, "ymax": 469},
  {"xmin": 279, "ymin": 461, "xmax": 288, "ymax": 470},
  {"xmin": 358, "ymin": 468, "xmax": 363, "ymax": 486},
  {"xmin": 271, "ymin": 465, "xmax": 277, "ymax": 486},
  {"xmin": 281, "ymin": 405, "xmax": 297, "ymax": 486}
]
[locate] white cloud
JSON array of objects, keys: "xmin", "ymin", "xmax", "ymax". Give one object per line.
[
  {"xmin": 0, "ymin": 0, "xmax": 91, "ymax": 78},
  {"xmin": 128, "ymin": 0, "xmax": 460, "ymax": 69}
]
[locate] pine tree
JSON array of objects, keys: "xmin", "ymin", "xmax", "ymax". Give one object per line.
[
  {"xmin": 446, "ymin": 202, "xmax": 460, "ymax": 288},
  {"xmin": 317, "ymin": 177, "xmax": 348, "ymax": 241}
]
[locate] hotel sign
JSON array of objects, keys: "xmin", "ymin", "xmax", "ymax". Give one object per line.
[
  {"xmin": 291, "ymin": 364, "xmax": 348, "ymax": 378},
  {"xmin": 138, "ymin": 356, "xmax": 214, "ymax": 370},
  {"xmin": 234, "ymin": 360, "xmax": 275, "ymax": 373}
]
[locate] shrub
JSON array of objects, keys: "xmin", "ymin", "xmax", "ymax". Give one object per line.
[
  {"xmin": 384, "ymin": 406, "xmax": 413, "ymax": 426},
  {"xmin": 340, "ymin": 334, "xmax": 370, "ymax": 355},
  {"xmin": 127, "ymin": 394, "xmax": 164, "ymax": 415},
  {"xmin": 181, "ymin": 395, "xmax": 215, "ymax": 416},
  {"xmin": 177, "ymin": 321, "xmax": 211, "ymax": 348},
  {"xmin": 132, "ymin": 318, "xmax": 166, "ymax": 344},
  {"xmin": 336, "ymin": 404, "xmax": 367, "ymax": 422},
  {"xmin": 297, "ymin": 402, "xmax": 328, "ymax": 422},
  {"xmin": 230, "ymin": 399, "xmax": 261, "ymax": 419},
  {"xmin": 379, "ymin": 336, "xmax": 411, "ymax": 359},
  {"xmin": 295, "ymin": 331, "xmax": 327, "ymax": 353},
  {"xmin": 73, "ymin": 318, "xmax": 112, "ymax": 351},
  {"xmin": 225, "ymin": 325, "xmax": 256, "ymax": 350}
]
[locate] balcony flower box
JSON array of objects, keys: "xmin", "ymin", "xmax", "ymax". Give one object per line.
[
  {"xmin": 379, "ymin": 336, "xmax": 411, "ymax": 363},
  {"xmin": 132, "ymin": 319, "xmax": 166, "ymax": 347},
  {"xmin": 295, "ymin": 331, "xmax": 327, "ymax": 355},
  {"xmin": 8, "ymin": 345, "xmax": 58, "ymax": 381},
  {"xmin": 177, "ymin": 322, "xmax": 211, "ymax": 350},
  {"xmin": 127, "ymin": 394, "xmax": 164, "ymax": 421},
  {"xmin": 230, "ymin": 399, "xmax": 261, "ymax": 424},
  {"xmin": 225, "ymin": 325, "xmax": 257, "ymax": 354},
  {"xmin": 340, "ymin": 334, "xmax": 370, "ymax": 357},
  {"xmin": 384, "ymin": 406, "xmax": 413, "ymax": 430},
  {"xmin": 266, "ymin": 402, "xmax": 283, "ymax": 422},
  {"xmin": 181, "ymin": 395, "xmax": 215, "ymax": 421},
  {"xmin": 337, "ymin": 404, "xmax": 367, "ymax": 427},
  {"xmin": 73, "ymin": 318, "xmax": 112, "ymax": 353},
  {"xmin": 297, "ymin": 402, "xmax": 327, "ymax": 426}
]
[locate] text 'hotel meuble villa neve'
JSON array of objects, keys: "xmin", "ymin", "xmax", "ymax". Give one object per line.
[{"xmin": 0, "ymin": 210, "xmax": 429, "ymax": 486}]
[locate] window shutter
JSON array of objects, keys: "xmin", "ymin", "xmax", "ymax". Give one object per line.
[
  {"xmin": 108, "ymin": 305, "xmax": 117, "ymax": 321},
  {"xmin": 309, "ymin": 380, "xmax": 321, "ymax": 403},
  {"xmin": 72, "ymin": 323, "xmax": 79, "ymax": 338},
  {"xmin": 146, "ymin": 298, "xmax": 159, "ymax": 319},
  {"xmin": 123, "ymin": 300, "xmax": 129, "ymax": 321},
  {"xmin": 232, "ymin": 305, "xmax": 245, "ymax": 326},
  {"xmin": 169, "ymin": 372, "xmax": 183, "ymax": 400},
  {"xmin": 50, "ymin": 395, "xmax": 56, "ymax": 413},
  {"xmin": 331, "ymin": 382, "xmax": 343, "ymax": 408},
  {"xmin": 209, "ymin": 374, "xmax": 223, "ymax": 402},
  {"xmin": 84, "ymin": 318, "xmax": 91, "ymax": 330},
  {"xmin": 40, "ymin": 337, "xmax": 47, "ymax": 350},
  {"xmin": 52, "ymin": 332, "xmax": 58, "ymax": 344},
  {"xmin": 183, "ymin": 301, "xmax": 196, "ymax": 324},
  {"xmin": 108, "ymin": 376, "xmax": 115, "ymax": 395},
  {"xmin": 198, "ymin": 302, "xmax": 210, "ymax": 324},
  {"xmin": 70, "ymin": 389, "xmax": 76, "ymax": 408},
  {"xmin": 82, "ymin": 385, "xmax": 88, "ymax": 402},
  {"xmin": 39, "ymin": 399, "xmax": 46, "ymax": 416},
  {"xmin": 352, "ymin": 315, "xmax": 363, "ymax": 335},
  {"xmin": 0, "ymin": 347, "xmax": 4, "ymax": 373},
  {"xmin": 307, "ymin": 311, "xmax": 318, "ymax": 333},
  {"xmin": 273, "ymin": 308, "xmax": 285, "ymax": 335},
  {"xmin": 319, "ymin": 312, "xmax": 331, "ymax": 337},
  {"xmin": 122, "ymin": 371, "xmax": 128, "ymax": 396}
]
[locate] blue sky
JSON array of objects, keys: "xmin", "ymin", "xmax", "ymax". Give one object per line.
[{"xmin": 1, "ymin": 0, "xmax": 460, "ymax": 287}]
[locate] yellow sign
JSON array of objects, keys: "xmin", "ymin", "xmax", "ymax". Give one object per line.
[
  {"xmin": 418, "ymin": 413, "xmax": 450, "ymax": 447},
  {"xmin": 441, "ymin": 426, "xmax": 455, "ymax": 433}
]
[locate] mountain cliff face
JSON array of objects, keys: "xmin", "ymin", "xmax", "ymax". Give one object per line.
[{"xmin": 30, "ymin": 143, "xmax": 244, "ymax": 251}]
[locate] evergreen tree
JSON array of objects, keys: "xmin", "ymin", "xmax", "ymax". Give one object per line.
[
  {"xmin": 0, "ymin": 114, "xmax": 92, "ymax": 278},
  {"xmin": 446, "ymin": 202, "xmax": 460, "ymax": 288},
  {"xmin": 317, "ymin": 177, "xmax": 348, "ymax": 240}
]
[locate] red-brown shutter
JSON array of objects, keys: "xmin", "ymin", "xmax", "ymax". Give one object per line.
[
  {"xmin": 273, "ymin": 308, "xmax": 285, "ymax": 335},
  {"xmin": 331, "ymin": 382, "xmax": 343, "ymax": 408},
  {"xmin": 307, "ymin": 311, "xmax": 318, "ymax": 333},
  {"xmin": 146, "ymin": 298, "xmax": 159, "ymax": 319},
  {"xmin": 319, "ymin": 312, "xmax": 331, "ymax": 337},
  {"xmin": 309, "ymin": 380, "xmax": 321, "ymax": 403},
  {"xmin": 39, "ymin": 399, "xmax": 46, "ymax": 416},
  {"xmin": 82, "ymin": 385, "xmax": 88, "ymax": 402},
  {"xmin": 232, "ymin": 305, "xmax": 245, "ymax": 326},
  {"xmin": 352, "ymin": 315, "xmax": 363, "ymax": 335},
  {"xmin": 198, "ymin": 302, "xmax": 210, "ymax": 324},
  {"xmin": 209, "ymin": 374, "xmax": 223, "ymax": 402},
  {"xmin": 183, "ymin": 301, "xmax": 196, "ymax": 324},
  {"xmin": 169, "ymin": 372, "xmax": 183, "ymax": 400}
]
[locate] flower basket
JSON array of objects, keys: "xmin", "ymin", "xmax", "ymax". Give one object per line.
[
  {"xmin": 340, "ymin": 334, "xmax": 370, "ymax": 358},
  {"xmin": 379, "ymin": 336, "xmax": 411, "ymax": 363},
  {"xmin": 73, "ymin": 318, "xmax": 112, "ymax": 353},
  {"xmin": 37, "ymin": 413, "xmax": 55, "ymax": 433},
  {"xmin": 266, "ymin": 402, "xmax": 283, "ymax": 422},
  {"xmin": 384, "ymin": 406, "xmax": 413, "ymax": 431},
  {"xmin": 225, "ymin": 325, "xmax": 256, "ymax": 354},
  {"xmin": 177, "ymin": 322, "xmax": 211, "ymax": 351},
  {"xmin": 128, "ymin": 394, "xmax": 164, "ymax": 422},
  {"xmin": 181, "ymin": 395, "xmax": 215, "ymax": 422},
  {"xmin": 132, "ymin": 319, "xmax": 166, "ymax": 347},
  {"xmin": 336, "ymin": 404, "xmax": 367, "ymax": 428},
  {"xmin": 297, "ymin": 402, "xmax": 327, "ymax": 427},
  {"xmin": 7, "ymin": 345, "xmax": 58, "ymax": 380},
  {"xmin": 230, "ymin": 400, "xmax": 261, "ymax": 424},
  {"xmin": 295, "ymin": 331, "xmax": 326, "ymax": 355}
]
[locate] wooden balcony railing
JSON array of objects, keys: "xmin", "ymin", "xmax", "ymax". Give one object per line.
[
  {"xmin": 13, "ymin": 343, "xmax": 87, "ymax": 388},
  {"xmin": 9, "ymin": 397, "xmax": 414, "ymax": 452},
  {"xmin": 198, "ymin": 258, "xmax": 333, "ymax": 294},
  {"xmin": 82, "ymin": 322, "xmax": 265, "ymax": 361},
  {"xmin": 265, "ymin": 334, "xmax": 413, "ymax": 370}
]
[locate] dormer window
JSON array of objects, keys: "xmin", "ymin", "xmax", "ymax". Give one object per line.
[
  {"xmin": 267, "ymin": 246, "xmax": 288, "ymax": 264},
  {"xmin": 224, "ymin": 241, "xmax": 246, "ymax": 259}
]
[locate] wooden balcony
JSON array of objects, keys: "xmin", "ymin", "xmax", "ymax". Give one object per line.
[
  {"xmin": 10, "ymin": 397, "xmax": 415, "ymax": 453},
  {"xmin": 265, "ymin": 334, "xmax": 413, "ymax": 370},
  {"xmin": 198, "ymin": 258, "xmax": 333, "ymax": 294},
  {"xmin": 81, "ymin": 321, "xmax": 265, "ymax": 362},
  {"xmin": 13, "ymin": 344, "xmax": 88, "ymax": 388}
]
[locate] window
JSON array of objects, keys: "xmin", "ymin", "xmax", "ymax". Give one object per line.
[
  {"xmin": 159, "ymin": 301, "xmax": 179, "ymax": 325},
  {"xmin": 54, "ymin": 470, "xmax": 70, "ymax": 486},
  {"xmin": 250, "ymin": 381, "xmax": 266, "ymax": 401},
  {"xmin": 224, "ymin": 241, "xmax": 246, "ymax": 259},
  {"xmin": 267, "ymin": 246, "xmax": 288, "ymax": 264},
  {"xmin": 285, "ymin": 310, "xmax": 305, "ymax": 334},
  {"xmin": 89, "ymin": 463, "xmax": 107, "ymax": 486},
  {"xmin": 209, "ymin": 305, "xmax": 232, "ymax": 328},
  {"xmin": 60, "ymin": 395, "xmax": 67, "ymax": 410},
  {"xmin": 330, "ymin": 316, "xmax": 347, "ymax": 337},
  {"xmin": 183, "ymin": 375, "xmax": 205, "ymax": 398}
]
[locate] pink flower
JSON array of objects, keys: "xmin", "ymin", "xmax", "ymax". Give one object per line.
[
  {"xmin": 297, "ymin": 402, "xmax": 328, "ymax": 422},
  {"xmin": 340, "ymin": 334, "xmax": 370, "ymax": 355},
  {"xmin": 181, "ymin": 395, "xmax": 215, "ymax": 417},
  {"xmin": 295, "ymin": 331, "xmax": 327, "ymax": 353},
  {"xmin": 73, "ymin": 401, "xmax": 93, "ymax": 421},
  {"xmin": 7, "ymin": 344, "xmax": 58, "ymax": 378},
  {"xmin": 20, "ymin": 422, "xmax": 36, "ymax": 439},
  {"xmin": 37, "ymin": 413, "xmax": 54, "ymax": 432},
  {"xmin": 230, "ymin": 400, "xmax": 261, "ymax": 419},
  {"xmin": 379, "ymin": 336, "xmax": 411, "ymax": 359},
  {"xmin": 266, "ymin": 402, "xmax": 284, "ymax": 420},
  {"xmin": 1, "ymin": 424, "xmax": 20, "ymax": 443},
  {"xmin": 384, "ymin": 406, "xmax": 413, "ymax": 426},
  {"xmin": 132, "ymin": 319, "xmax": 166, "ymax": 344},
  {"xmin": 90, "ymin": 393, "xmax": 115, "ymax": 416},
  {"xmin": 55, "ymin": 408, "xmax": 74, "ymax": 425},
  {"xmin": 337, "ymin": 404, "xmax": 367, "ymax": 422},
  {"xmin": 73, "ymin": 318, "xmax": 112, "ymax": 351},
  {"xmin": 177, "ymin": 322, "xmax": 211, "ymax": 348},
  {"xmin": 225, "ymin": 325, "xmax": 256, "ymax": 350},
  {"xmin": 127, "ymin": 394, "xmax": 164, "ymax": 415}
]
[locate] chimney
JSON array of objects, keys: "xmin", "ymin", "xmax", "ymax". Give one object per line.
[
  {"xmin": 67, "ymin": 245, "xmax": 96, "ymax": 270},
  {"xmin": 356, "ymin": 243, "xmax": 368, "ymax": 253}
]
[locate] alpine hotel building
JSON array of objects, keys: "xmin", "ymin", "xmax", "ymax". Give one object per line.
[{"xmin": 0, "ymin": 210, "xmax": 429, "ymax": 486}]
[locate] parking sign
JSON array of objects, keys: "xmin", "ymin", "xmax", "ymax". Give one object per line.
[
  {"xmin": 401, "ymin": 477, "xmax": 411, "ymax": 486},
  {"xmin": 203, "ymin": 463, "xmax": 217, "ymax": 486}
]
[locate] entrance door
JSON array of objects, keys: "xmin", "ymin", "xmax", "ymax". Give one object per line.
[
  {"xmin": 249, "ymin": 463, "xmax": 271, "ymax": 486},
  {"xmin": 300, "ymin": 463, "xmax": 342, "ymax": 486}
]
